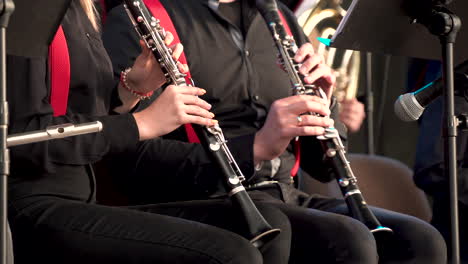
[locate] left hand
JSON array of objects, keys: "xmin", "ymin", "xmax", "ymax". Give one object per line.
[
  {"xmin": 294, "ymin": 43, "xmax": 336, "ymax": 103},
  {"xmin": 339, "ymin": 98, "xmax": 366, "ymax": 133},
  {"xmin": 126, "ymin": 31, "xmax": 187, "ymax": 94}
]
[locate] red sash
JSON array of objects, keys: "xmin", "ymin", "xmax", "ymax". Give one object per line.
[
  {"xmin": 100, "ymin": 0, "xmax": 108, "ymax": 23},
  {"xmin": 49, "ymin": 26, "xmax": 70, "ymax": 117},
  {"xmin": 144, "ymin": 0, "xmax": 201, "ymax": 143},
  {"xmin": 144, "ymin": 0, "xmax": 300, "ymax": 176},
  {"xmin": 277, "ymin": 11, "xmax": 301, "ymax": 177}
]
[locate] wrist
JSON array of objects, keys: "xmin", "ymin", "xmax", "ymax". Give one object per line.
[
  {"xmin": 253, "ymin": 131, "xmax": 273, "ymax": 164},
  {"xmin": 133, "ymin": 111, "xmax": 153, "ymax": 141},
  {"xmin": 120, "ymin": 68, "xmax": 154, "ymax": 100}
]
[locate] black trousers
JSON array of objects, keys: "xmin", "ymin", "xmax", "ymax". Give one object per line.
[
  {"xmin": 8, "ymin": 197, "xmax": 291, "ymax": 264},
  {"xmin": 248, "ymin": 184, "xmax": 448, "ymax": 264},
  {"xmin": 431, "ymin": 195, "xmax": 468, "ymax": 263}
]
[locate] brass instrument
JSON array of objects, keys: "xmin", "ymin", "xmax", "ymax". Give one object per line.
[{"xmin": 297, "ymin": 0, "xmax": 360, "ymax": 102}]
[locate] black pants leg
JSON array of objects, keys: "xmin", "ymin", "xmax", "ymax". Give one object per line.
[
  {"xmin": 321, "ymin": 199, "xmax": 448, "ymax": 264},
  {"xmin": 9, "ymin": 198, "xmax": 291, "ymax": 264},
  {"xmin": 431, "ymin": 195, "xmax": 468, "ymax": 263},
  {"xmin": 266, "ymin": 202, "xmax": 379, "ymax": 264}
]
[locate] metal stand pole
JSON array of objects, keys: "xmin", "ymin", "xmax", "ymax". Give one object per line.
[
  {"xmin": 365, "ymin": 52, "xmax": 375, "ymax": 155},
  {"xmin": 0, "ymin": 2, "xmax": 14, "ymax": 264},
  {"xmin": 408, "ymin": 1, "xmax": 461, "ymax": 261}
]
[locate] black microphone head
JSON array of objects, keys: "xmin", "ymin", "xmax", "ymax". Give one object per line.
[{"xmin": 394, "ymin": 93, "xmax": 425, "ymax": 121}]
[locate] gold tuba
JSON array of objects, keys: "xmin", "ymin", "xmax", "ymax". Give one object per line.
[{"xmin": 297, "ymin": 0, "xmax": 360, "ymax": 101}]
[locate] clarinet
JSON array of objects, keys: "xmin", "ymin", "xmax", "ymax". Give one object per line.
[
  {"xmin": 123, "ymin": 0, "xmax": 280, "ymax": 248},
  {"xmin": 255, "ymin": 0, "xmax": 393, "ymax": 237}
]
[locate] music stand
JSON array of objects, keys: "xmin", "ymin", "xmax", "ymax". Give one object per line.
[
  {"xmin": 329, "ymin": 0, "xmax": 467, "ymax": 263},
  {"xmin": 1, "ymin": 2, "xmax": 103, "ymax": 264}
]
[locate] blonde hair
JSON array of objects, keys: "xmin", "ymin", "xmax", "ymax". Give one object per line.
[{"xmin": 80, "ymin": 0, "xmax": 99, "ymax": 31}]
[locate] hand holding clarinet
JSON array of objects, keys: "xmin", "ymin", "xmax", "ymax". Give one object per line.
[{"xmin": 255, "ymin": 0, "xmax": 393, "ymax": 239}]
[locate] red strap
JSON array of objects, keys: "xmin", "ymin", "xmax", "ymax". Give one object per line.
[
  {"xmin": 142, "ymin": 1, "xmax": 298, "ymax": 173},
  {"xmin": 144, "ymin": 0, "xmax": 200, "ymax": 143},
  {"xmin": 290, "ymin": 138, "xmax": 301, "ymax": 177},
  {"xmin": 49, "ymin": 26, "xmax": 70, "ymax": 117},
  {"xmin": 100, "ymin": 0, "xmax": 108, "ymax": 23},
  {"xmin": 278, "ymin": 11, "xmax": 293, "ymax": 36},
  {"xmin": 278, "ymin": 11, "xmax": 300, "ymax": 177}
]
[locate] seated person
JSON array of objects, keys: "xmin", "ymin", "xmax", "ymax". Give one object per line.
[
  {"xmin": 103, "ymin": 0, "xmax": 447, "ymax": 263},
  {"xmin": 7, "ymin": 1, "xmax": 291, "ymax": 263}
]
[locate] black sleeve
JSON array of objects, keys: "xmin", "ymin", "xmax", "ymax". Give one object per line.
[
  {"xmin": 101, "ymin": 5, "xmax": 258, "ymax": 196},
  {"xmin": 108, "ymin": 134, "xmax": 256, "ymax": 203},
  {"xmin": 105, "ymin": 0, "xmax": 124, "ymax": 12},
  {"xmin": 102, "ymin": 4, "xmax": 142, "ymax": 79},
  {"xmin": 277, "ymin": 2, "xmax": 309, "ymax": 46},
  {"xmin": 7, "ymin": 55, "xmax": 140, "ymax": 173}
]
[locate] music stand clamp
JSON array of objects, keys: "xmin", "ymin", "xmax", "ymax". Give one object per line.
[
  {"xmin": 457, "ymin": 114, "xmax": 468, "ymax": 131},
  {"xmin": 0, "ymin": 1, "xmax": 14, "ymax": 264},
  {"xmin": 409, "ymin": 2, "xmax": 462, "ymax": 263}
]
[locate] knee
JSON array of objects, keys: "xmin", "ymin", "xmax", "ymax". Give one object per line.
[
  {"xmin": 396, "ymin": 216, "xmax": 447, "ymax": 262},
  {"xmin": 253, "ymin": 203, "xmax": 292, "ymax": 263},
  {"xmin": 332, "ymin": 216, "xmax": 379, "ymax": 263},
  {"xmin": 227, "ymin": 238, "xmax": 263, "ymax": 264},
  {"xmin": 195, "ymin": 232, "xmax": 263, "ymax": 264}
]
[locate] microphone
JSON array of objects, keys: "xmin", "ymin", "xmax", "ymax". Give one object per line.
[{"xmin": 394, "ymin": 60, "xmax": 468, "ymax": 121}]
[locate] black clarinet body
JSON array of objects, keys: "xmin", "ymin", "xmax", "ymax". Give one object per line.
[
  {"xmin": 255, "ymin": 0, "xmax": 393, "ymax": 237},
  {"xmin": 123, "ymin": 0, "xmax": 280, "ymax": 248}
]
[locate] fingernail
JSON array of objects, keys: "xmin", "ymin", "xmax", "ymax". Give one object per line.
[
  {"xmin": 199, "ymin": 89, "xmax": 207, "ymax": 94},
  {"xmin": 212, "ymin": 119, "xmax": 218, "ymax": 124},
  {"xmin": 210, "ymin": 112, "xmax": 215, "ymax": 118}
]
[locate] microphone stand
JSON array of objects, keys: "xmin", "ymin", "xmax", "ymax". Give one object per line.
[
  {"xmin": 410, "ymin": 1, "xmax": 462, "ymax": 263},
  {"xmin": 365, "ymin": 52, "xmax": 375, "ymax": 155},
  {"xmin": 0, "ymin": 1, "xmax": 14, "ymax": 263}
]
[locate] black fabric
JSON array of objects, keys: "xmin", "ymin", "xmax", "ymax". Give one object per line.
[
  {"xmin": 103, "ymin": 0, "xmax": 342, "ymax": 186},
  {"xmin": 218, "ymin": 0, "xmax": 244, "ymax": 35},
  {"xmin": 7, "ymin": 1, "xmax": 291, "ymax": 263},
  {"xmin": 104, "ymin": 0, "xmax": 123, "ymax": 12},
  {"xmin": 414, "ymin": 95, "xmax": 468, "ymax": 205},
  {"xmin": 431, "ymin": 195, "xmax": 468, "ymax": 261},
  {"xmin": 9, "ymin": 197, "xmax": 291, "ymax": 264},
  {"xmin": 414, "ymin": 92, "xmax": 468, "ymax": 262},
  {"xmin": 102, "ymin": 1, "xmax": 448, "ymax": 263},
  {"xmin": 7, "ymin": 0, "xmax": 258, "ymax": 205}
]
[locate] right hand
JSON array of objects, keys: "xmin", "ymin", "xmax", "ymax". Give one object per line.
[
  {"xmin": 133, "ymin": 85, "xmax": 217, "ymax": 141},
  {"xmin": 254, "ymin": 95, "xmax": 334, "ymax": 163}
]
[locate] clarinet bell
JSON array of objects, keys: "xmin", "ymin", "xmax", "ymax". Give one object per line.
[{"xmin": 250, "ymin": 228, "xmax": 281, "ymax": 248}]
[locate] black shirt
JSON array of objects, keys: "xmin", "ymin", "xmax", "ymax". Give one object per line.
[
  {"xmin": 7, "ymin": 0, "xmax": 255, "ymax": 205},
  {"xmin": 103, "ymin": 0, "xmax": 346, "ymax": 186},
  {"xmin": 218, "ymin": 1, "xmax": 243, "ymax": 35}
]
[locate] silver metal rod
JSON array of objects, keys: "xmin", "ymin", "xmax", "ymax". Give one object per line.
[{"xmin": 7, "ymin": 121, "xmax": 103, "ymax": 147}]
